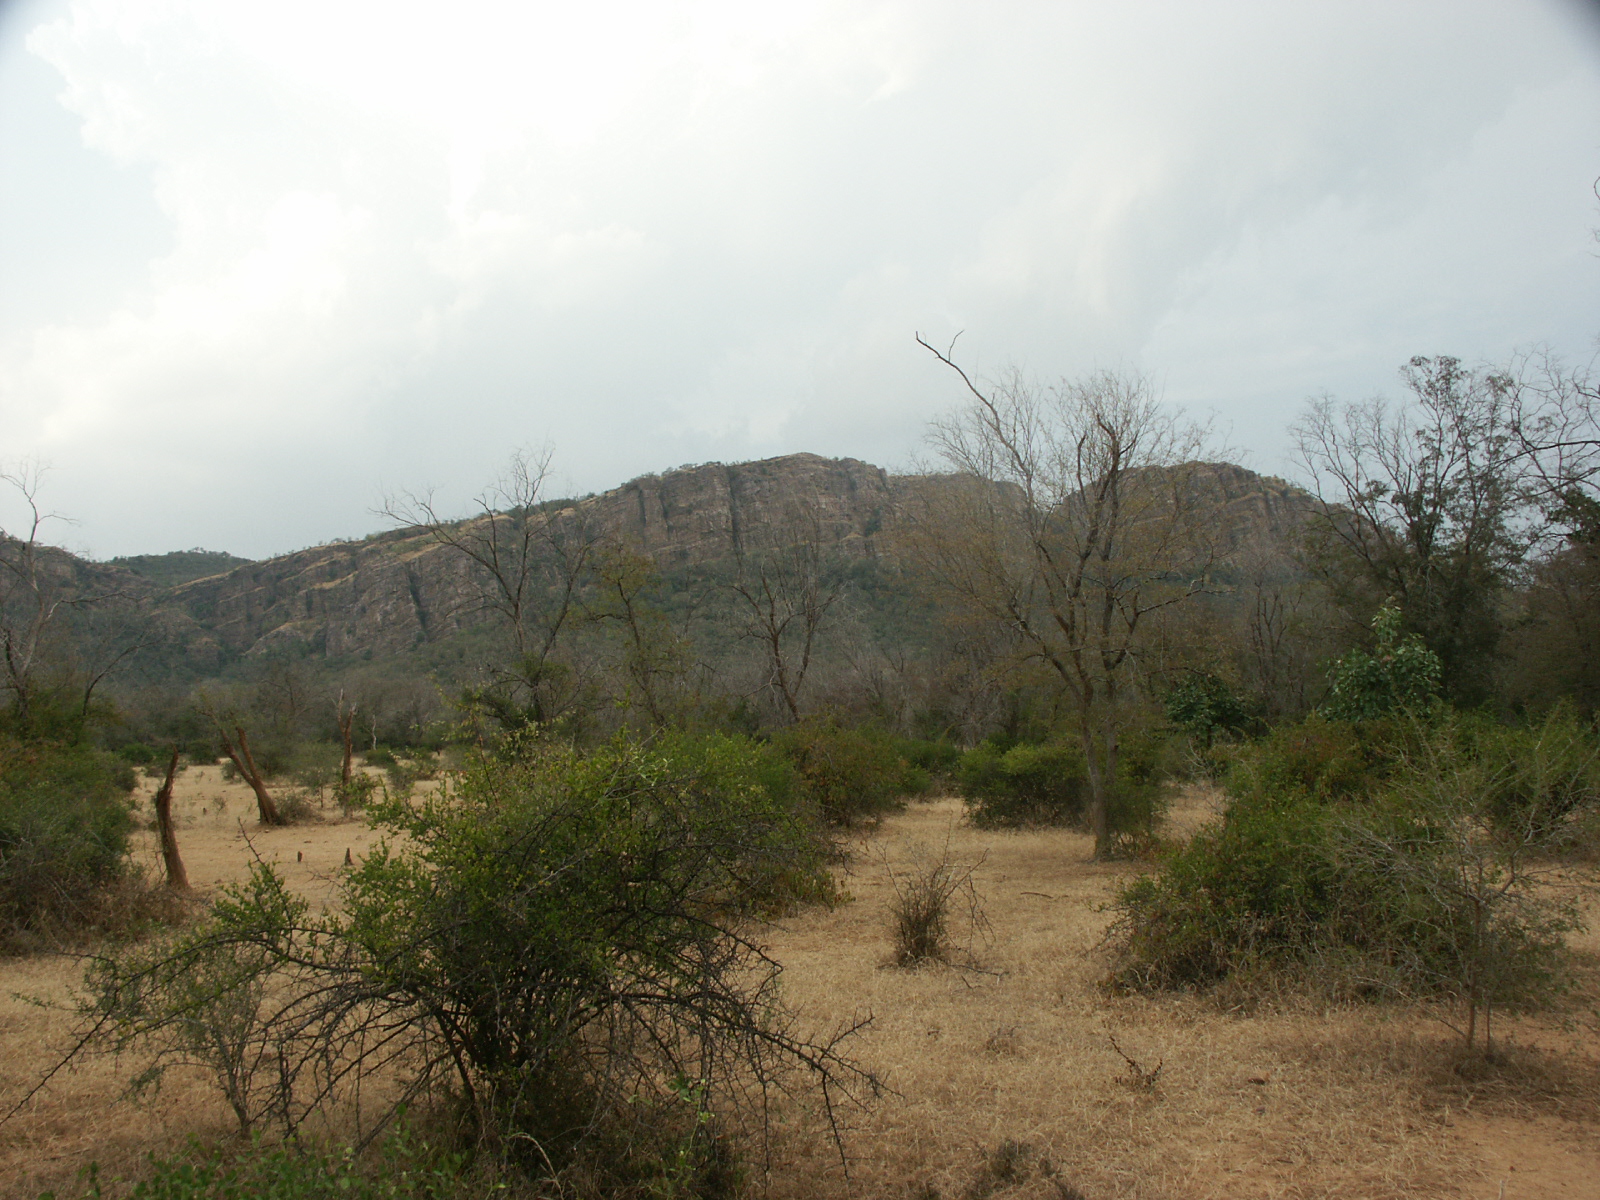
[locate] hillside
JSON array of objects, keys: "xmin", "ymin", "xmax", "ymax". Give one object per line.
[{"xmin": 143, "ymin": 455, "xmax": 1313, "ymax": 667}]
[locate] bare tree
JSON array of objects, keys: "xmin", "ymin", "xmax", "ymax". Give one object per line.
[
  {"xmin": 384, "ymin": 447, "xmax": 601, "ymax": 730},
  {"xmin": 586, "ymin": 541, "xmax": 697, "ymax": 728},
  {"xmin": 0, "ymin": 461, "xmax": 140, "ymax": 736},
  {"xmin": 152, "ymin": 747, "xmax": 190, "ymax": 892},
  {"xmin": 911, "ymin": 336, "xmax": 1215, "ymax": 857},
  {"xmin": 726, "ymin": 503, "xmax": 843, "ymax": 724}
]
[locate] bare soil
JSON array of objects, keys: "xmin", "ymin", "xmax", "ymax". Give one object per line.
[{"xmin": 1, "ymin": 776, "xmax": 1596, "ymax": 1199}]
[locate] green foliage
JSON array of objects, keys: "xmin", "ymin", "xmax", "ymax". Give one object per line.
[
  {"xmin": 1110, "ymin": 715, "xmax": 1582, "ymax": 1047},
  {"xmin": 1224, "ymin": 715, "xmax": 1406, "ymax": 806},
  {"xmin": 1110, "ymin": 794, "xmax": 1348, "ymax": 990},
  {"xmin": 768, "ymin": 716, "xmax": 918, "ymax": 826},
  {"xmin": 957, "ymin": 739, "xmax": 1087, "ymax": 828},
  {"xmin": 1443, "ymin": 707, "xmax": 1600, "ymax": 840},
  {"xmin": 1165, "ymin": 674, "xmax": 1254, "ymax": 748},
  {"xmin": 86, "ymin": 729, "xmax": 872, "ymax": 1188},
  {"xmin": 47, "ymin": 1129, "xmax": 472, "ymax": 1200},
  {"xmin": 1323, "ymin": 605, "xmax": 1442, "ymax": 721},
  {"xmin": 957, "ymin": 729, "xmax": 1172, "ymax": 834},
  {"xmin": 0, "ymin": 735, "xmax": 135, "ymax": 945}
]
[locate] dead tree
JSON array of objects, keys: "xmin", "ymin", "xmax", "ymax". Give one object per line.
[
  {"xmin": 384, "ymin": 447, "xmax": 601, "ymax": 729},
  {"xmin": 336, "ymin": 693, "xmax": 356, "ymax": 784},
  {"xmin": 914, "ymin": 335, "xmax": 1215, "ymax": 856},
  {"xmin": 152, "ymin": 747, "xmax": 190, "ymax": 891},
  {"xmin": 726, "ymin": 504, "xmax": 843, "ymax": 724},
  {"xmin": 218, "ymin": 725, "xmax": 281, "ymax": 826}
]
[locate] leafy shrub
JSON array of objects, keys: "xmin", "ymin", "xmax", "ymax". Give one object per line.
[
  {"xmin": 49, "ymin": 1130, "xmax": 471, "ymax": 1200},
  {"xmin": 1166, "ymin": 674, "xmax": 1255, "ymax": 748},
  {"xmin": 1110, "ymin": 719, "xmax": 1581, "ymax": 1049},
  {"xmin": 86, "ymin": 729, "xmax": 875, "ymax": 1187},
  {"xmin": 0, "ymin": 736, "xmax": 136, "ymax": 947},
  {"xmin": 1224, "ymin": 715, "xmax": 1406, "ymax": 807},
  {"xmin": 285, "ymin": 741, "xmax": 344, "ymax": 792},
  {"xmin": 1322, "ymin": 604, "xmax": 1442, "ymax": 721},
  {"xmin": 1109, "ymin": 794, "xmax": 1347, "ymax": 990},
  {"xmin": 957, "ymin": 739, "xmax": 1088, "ymax": 828},
  {"xmin": 1449, "ymin": 707, "xmax": 1600, "ymax": 840},
  {"xmin": 769, "ymin": 717, "xmax": 916, "ymax": 826},
  {"xmin": 889, "ymin": 737, "xmax": 961, "ymax": 791}
]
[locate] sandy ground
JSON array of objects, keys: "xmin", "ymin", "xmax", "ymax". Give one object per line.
[{"xmin": 1, "ymin": 777, "xmax": 1597, "ymax": 1199}]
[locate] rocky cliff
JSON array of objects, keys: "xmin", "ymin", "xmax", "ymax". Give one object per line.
[{"xmin": 125, "ymin": 453, "xmax": 1318, "ymax": 668}]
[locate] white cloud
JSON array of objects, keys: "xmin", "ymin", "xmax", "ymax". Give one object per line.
[{"xmin": 0, "ymin": 0, "xmax": 1596, "ymax": 556}]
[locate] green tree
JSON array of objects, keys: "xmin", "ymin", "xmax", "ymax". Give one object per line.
[
  {"xmin": 1322, "ymin": 604, "xmax": 1442, "ymax": 721},
  {"xmin": 1293, "ymin": 357, "xmax": 1528, "ymax": 707}
]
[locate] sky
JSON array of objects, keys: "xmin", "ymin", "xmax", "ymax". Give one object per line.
[{"xmin": 1, "ymin": 0, "xmax": 1598, "ymax": 561}]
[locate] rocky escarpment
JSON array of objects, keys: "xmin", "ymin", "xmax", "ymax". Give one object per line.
[
  {"xmin": 144, "ymin": 454, "xmax": 1319, "ymax": 666},
  {"xmin": 160, "ymin": 453, "xmax": 904, "ymax": 663}
]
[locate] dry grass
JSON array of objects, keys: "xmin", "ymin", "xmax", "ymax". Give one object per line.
[
  {"xmin": 1, "ymin": 780, "xmax": 1597, "ymax": 1199},
  {"xmin": 759, "ymin": 795, "xmax": 1600, "ymax": 1200}
]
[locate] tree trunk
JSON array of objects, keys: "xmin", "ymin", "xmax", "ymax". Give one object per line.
[
  {"xmin": 153, "ymin": 746, "xmax": 189, "ymax": 891},
  {"xmin": 221, "ymin": 726, "xmax": 280, "ymax": 825},
  {"xmin": 338, "ymin": 707, "xmax": 355, "ymax": 785}
]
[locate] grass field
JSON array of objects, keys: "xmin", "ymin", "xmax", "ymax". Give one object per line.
[{"xmin": 1, "ymin": 774, "xmax": 1596, "ymax": 1199}]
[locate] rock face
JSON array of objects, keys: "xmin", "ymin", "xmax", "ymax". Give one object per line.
[
  {"xmin": 161, "ymin": 453, "xmax": 904, "ymax": 663},
  {"xmin": 133, "ymin": 453, "xmax": 1318, "ymax": 667}
]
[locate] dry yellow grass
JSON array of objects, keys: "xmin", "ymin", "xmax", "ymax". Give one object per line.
[
  {"xmin": 1, "ymin": 779, "xmax": 1596, "ymax": 1199},
  {"xmin": 759, "ymin": 795, "xmax": 1600, "ymax": 1200}
]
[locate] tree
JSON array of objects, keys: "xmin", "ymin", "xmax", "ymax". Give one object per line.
[
  {"xmin": 0, "ymin": 461, "xmax": 140, "ymax": 738},
  {"xmin": 911, "ymin": 337, "xmax": 1215, "ymax": 857},
  {"xmin": 586, "ymin": 541, "xmax": 697, "ymax": 728},
  {"xmin": 726, "ymin": 503, "xmax": 843, "ymax": 725},
  {"xmin": 1293, "ymin": 357, "xmax": 1530, "ymax": 707},
  {"xmin": 385, "ymin": 447, "xmax": 601, "ymax": 731}
]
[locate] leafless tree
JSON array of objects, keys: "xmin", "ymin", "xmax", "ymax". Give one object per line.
[
  {"xmin": 384, "ymin": 447, "xmax": 601, "ymax": 729},
  {"xmin": 585, "ymin": 540, "xmax": 698, "ymax": 728},
  {"xmin": 911, "ymin": 336, "xmax": 1215, "ymax": 856},
  {"xmin": 726, "ymin": 503, "xmax": 843, "ymax": 724},
  {"xmin": 0, "ymin": 461, "xmax": 140, "ymax": 735}
]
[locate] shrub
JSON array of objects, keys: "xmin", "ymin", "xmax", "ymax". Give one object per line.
[
  {"xmin": 0, "ymin": 736, "xmax": 136, "ymax": 947},
  {"xmin": 84, "ymin": 729, "xmax": 877, "ymax": 1187},
  {"xmin": 1453, "ymin": 707, "xmax": 1600, "ymax": 840},
  {"xmin": 1224, "ymin": 715, "xmax": 1406, "ymax": 807},
  {"xmin": 769, "ymin": 717, "xmax": 915, "ymax": 826},
  {"xmin": 1109, "ymin": 719, "xmax": 1581, "ymax": 1050},
  {"xmin": 48, "ymin": 1129, "xmax": 472, "ymax": 1200},
  {"xmin": 884, "ymin": 839, "xmax": 986, "ymax": 966},
  {"xmin": 957, "ymin": 739, "xmax": 1088, "ymax": 828},
  {"xmin": 1322, "ymin": 604, "xmax": 1443, "ymax": 721}
]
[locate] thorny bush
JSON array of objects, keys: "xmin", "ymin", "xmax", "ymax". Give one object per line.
[{"xmin": 77, "ymin": 729, "xmax": 879, "ymax": 1194}]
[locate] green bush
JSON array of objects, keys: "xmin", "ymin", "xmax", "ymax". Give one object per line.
[
  {"xmin": 1448, "ymin": 708, "xmax": 1600, "ymax": 840},
  {"xmin": 768, "ymin": 717, "xmax": 916, "ymax": 826},
  {"xmin": 86, "ymin": 729, "xmax": 873, "ymax": 1187},
  {"xmin": 1109, "ymin": 794, "xmax": 1347, "ymax": 990},
  {"xmin": 1224, "ymin": 715, "xmax": 1405, "ymax": 807},
  {"xmin": 47, "ymin": 1130, "xmax": 471, "ymax": 1200},
  {"xmin": 890, "ymin": 737, "xmax": 961, "ymax": 790},
  {"xmin": 957, "ymin": 739, "xmax": 1088, "ymax": 828},
  {"xmin": 1110, "ymin": 719, "xmax": 1581, "ymax": 1048},
  {"xmin": 0, "ymin": 736, "xmax": 135, "ymax": 946}
]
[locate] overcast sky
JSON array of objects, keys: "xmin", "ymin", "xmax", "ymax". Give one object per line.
[{"xmin": 2, "ymin": 0, "xmax": 1597, "ymax": 560}]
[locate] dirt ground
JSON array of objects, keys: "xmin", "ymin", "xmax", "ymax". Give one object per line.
[{"xmin": 1, "ymin": 774, "xmax": 1597, "ymax": 1199}]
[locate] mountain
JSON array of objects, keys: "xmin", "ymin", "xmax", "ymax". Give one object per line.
[{"xmin": 8, "ymin": 454, "xmax": 1323, "ymax": 687}]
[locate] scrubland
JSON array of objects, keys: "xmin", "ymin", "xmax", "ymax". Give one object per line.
[{"xmin": 2, "ymin": 775, "xmax": 1595, "ymax": 1200}]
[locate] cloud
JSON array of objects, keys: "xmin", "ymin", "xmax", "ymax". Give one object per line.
[{"xmin": 0, "ymin": 0, "xmax": 1596, "ymax": 556}]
